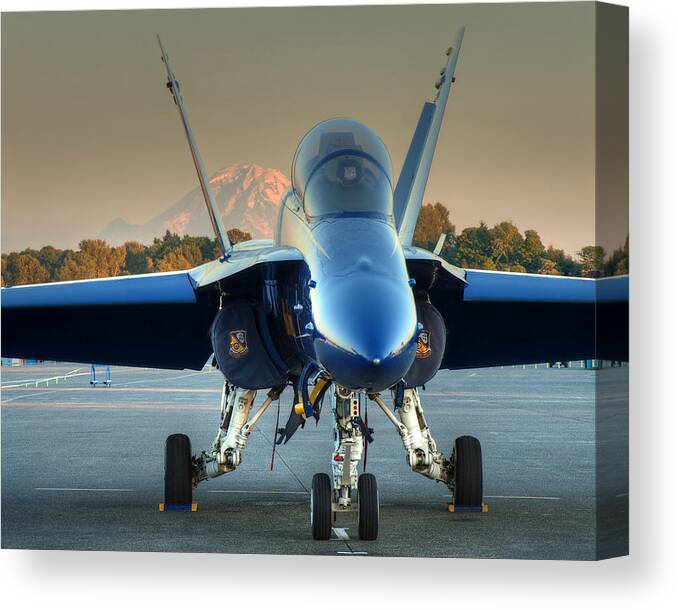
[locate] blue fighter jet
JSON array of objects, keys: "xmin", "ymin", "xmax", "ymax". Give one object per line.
[{"xmin": 1, "ymin": 30, "xmax": 628, "ymax": 541}]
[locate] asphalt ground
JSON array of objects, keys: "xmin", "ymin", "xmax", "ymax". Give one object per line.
[{"xmin": 1, "ymin": 363, "xmax": 628, "ymax": 559}]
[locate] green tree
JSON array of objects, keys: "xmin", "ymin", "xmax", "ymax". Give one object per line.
[
  {"xmin": 123, "ymin": 241, "xmax": 153, "ymax": 275},
  {"xmin": 22, "ymin": 246, "xmax": 67, "ymax": 281},
  {"xmin": 452, "ymin": 222, "xmax": 495, "ymax": 269},
  {"xmin": 149, "ymin": 231, "xmax": 183, "ymax": 262},
  {"xmin": 413, "ymin": 202, "xmax": 455, "ymax": 254},
  {"xmin": 538, "ymin": 258, "xmax": 560, "ymax": 275},
  {"xmin": 57, "ymin": 255, "xmax": 88, "ymax": 281},
  {"xmin": 57, "ymin": 240, "xmax": 126, "ymax": 281},
  {"xmin": 155, "ymin": 244, "xmax": 204, "ymax": 272},
  {"xmin": 227, "ymin": 228, "xmax": 253, "ymax": 245},
  {"xmin": 489, "ymin": 221, "xmax": 525, "ymax": 270},
  {"xmin": 544, "ymin": 246, "xmax": 582, "ymax": 276},
  {"xmin": 604, "ymin": 234, "xmax": 629, "ymax": 276},
  {"xmin": 523, "ymin": 229, "xmax": 547, "ymax": 273},
  {"xmin": 2, "ymin": 253, "xmax": 49, "ymax": 286},
  {"xmin": 577, "ymin": 245, "xmax": 606, "ymax": 277},
  {"xmin": 182, "ymin": 235, "xmax": 219, "ymax": 261},
  {"xmin": 1, "ymin": 221, "xmax": 613, "ymax": 283}
]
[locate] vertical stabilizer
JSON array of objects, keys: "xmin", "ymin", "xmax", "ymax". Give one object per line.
[
  {"xmin": 394, "ymin": 27, "xmax": 465, "ymax": 246},
  {"xmin": 157, "ymin": 36, "xmax": 232, "ymax": 257}
]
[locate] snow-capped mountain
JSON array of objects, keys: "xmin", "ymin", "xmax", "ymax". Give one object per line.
[{"xmin": 100, "ymin": 164, "xmax": 290, "ymax": 245}]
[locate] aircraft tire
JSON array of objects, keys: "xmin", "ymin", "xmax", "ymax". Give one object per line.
[
  {"xmin": 453, "ymin": 435, "xmax": 483, "ymax": 507},
  {"xmin": 311, "ymin": 473, "xmax": 332, "ymax": 540},
  {"xmin": 358, "ymin": 473, "xmax": 379, "ymax": 540},
  {"xmin": 165, "ymin": 433, "xmax": 192, "ymax": 506}
]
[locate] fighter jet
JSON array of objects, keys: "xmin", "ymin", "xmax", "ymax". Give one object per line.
[{"xmin": 1, "ymin": 30, "xmax": 628, "ymax": 541}]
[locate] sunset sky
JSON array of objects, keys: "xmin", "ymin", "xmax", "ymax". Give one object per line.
[{"xmin": 1, "ymin": 2, "xmax": 627, "ymax": 254}]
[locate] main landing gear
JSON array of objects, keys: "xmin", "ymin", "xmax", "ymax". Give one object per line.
[
  {"xmin": 163, "ymin": 382, "xmax": 483, "ymax": 540},
  {"xmin": 369, "ymin": 388, "xmax": 483, "ymax": 510},
  {"xmin": 164, "ymin": 433, "xmax": 193, "ymax": 507},
  {"xmin": 163, "ymin": 382, "xmax": 283, "ymax": 509},
  {"xmin": 452, "ymin": 435, "xmax": 483, "ymax": 507},
  {"xmin": 310, "ymin": 386, "xmax": 378, "ymax": 540}
]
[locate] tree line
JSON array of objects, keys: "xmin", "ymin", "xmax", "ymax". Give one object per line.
[
  {"xmin": 413, "ymin": 203, "xmax": 628, "ymax": 278},
  {"xmin": 1, "ymin": 229, "xmax": 251, "ymax": 287},
  {"xmin": 2, "ymin": 205, "xmax": 628, "ymax": 287}
]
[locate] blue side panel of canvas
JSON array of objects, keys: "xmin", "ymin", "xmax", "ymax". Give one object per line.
[
  {"xmin": 596, "ymin": 275, "xmax": 629, "ymax": 302},
  {"xmin": 1, "ymin": 272, "xmax": 197, "ymax": 308}
]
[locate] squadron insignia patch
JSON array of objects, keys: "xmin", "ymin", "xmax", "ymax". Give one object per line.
[
  {"xmin": 416, "ymin": 329, "xmax": 432, "ymax": 359},
  {"xmin": 229, "ymin": 330, "xmax": 249, "ymax": 358}
]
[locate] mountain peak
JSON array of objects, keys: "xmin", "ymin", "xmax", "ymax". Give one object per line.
[{"xmin": 100, "ymin": 163, "xmax": 291, "ymax": 246}]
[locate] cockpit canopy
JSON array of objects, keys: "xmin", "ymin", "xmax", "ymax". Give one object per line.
[{"xmin": 291, "ymin": 118, "xmax": 393, "ymax": 220}]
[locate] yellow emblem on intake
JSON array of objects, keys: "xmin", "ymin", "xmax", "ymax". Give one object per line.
[
  {"xmin": 229, "ymin": 330, "xmax": 249, "ymax": 358},
  {"xmin": 416, "ymin": 329, "xmax": 432, "ymax": 359}
]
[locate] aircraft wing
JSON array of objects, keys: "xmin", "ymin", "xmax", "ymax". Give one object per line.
[
  {"xmin": 1, "ymin": 244, "xmax": 303, "ymax": 370},
  {"xmin": 403, "ymin": 249, "xmax": 628, "ymax": 369},
  {"xmin": 443, "ymin": 269, "xmax": 628, "ymax": 369}
]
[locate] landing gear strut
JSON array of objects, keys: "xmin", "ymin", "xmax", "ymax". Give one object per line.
[
  {"xmin": 310, "ymin": 386, "xmax": 378, "ymax": 540},
  {"xmin": 163, "ymin": 380, "xmax": 483, "ymax": 536},
  {"xmin": 163, "ymin": 382, "xmax": 283, "ymax": 508},
  {"xmin": 370, "ymin": 388, "xmax": 483, "ymax": 508}
]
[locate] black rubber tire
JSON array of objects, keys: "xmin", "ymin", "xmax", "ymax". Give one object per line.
[
  {"xmin": 164, "ymin": 434, "xmax": 193, "ymax": 506},
  {"xmin": 358, "ymin": 473, "xmax": 379, "ymax": 540},
  {"xmin": 311, "ymin": 473, "xmax": 332, "ymax": 540},
  {"xmin": 453, "ymin": 435, "xmax": 483, "ymax": 507}
]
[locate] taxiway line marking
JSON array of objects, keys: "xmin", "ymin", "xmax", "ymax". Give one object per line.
[
  {"xmin": 207, "ymin": 490, "xmax": 309, "ymax": 495},
  {"xmin": 423, "ymin": 391, "xmax": 592, "ymax": 400},
  {"xmin": 34, "ymin": 487, "xmax": 134, "ymax": 492},
  {"xmin": 2, "ymin": 390, "xmax": 64, "ymax": 404},
  {"xmin": 483, "ymin": 494, "xmax": 560, "ymax": 500},
  {"xmin": 1, "ymin": 402, "xmax": 218, "ymax": 412},
  {"xmin": 113, "ymin": 370, "xmax": 212, "ymax": 387},
  {"xmin": 1, "ymin": 387, "xmax": 221, "ymax": 394},
  {"xmin": 1, "ymin": 370, "xmax": 212, "ymax": 404},
  {"xmin": 0, "ymin": 368, "xmax": 86, "ymax": 388},
  {"xmin": 332, "ymin": 527, "xmax": 350, "ymax": 541}
]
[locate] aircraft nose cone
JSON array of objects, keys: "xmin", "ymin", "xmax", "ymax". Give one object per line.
[{"xmin": 312, "ymin": 275, "xmax": 417, "ymax": 391}]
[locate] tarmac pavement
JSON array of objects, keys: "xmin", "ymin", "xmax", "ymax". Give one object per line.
[{"xmin": 1, "ymin": 363, "xmax": 628, "ymax": 559}]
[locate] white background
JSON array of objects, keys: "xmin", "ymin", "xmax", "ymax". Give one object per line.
[{"xmin": 0, "ymin": 0, "xmax": 675, "ymax": 608}]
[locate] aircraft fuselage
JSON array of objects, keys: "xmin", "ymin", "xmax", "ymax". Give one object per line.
[{"xmin": 272, "ymin": 118, "xmax": 419, "ymax": 392}]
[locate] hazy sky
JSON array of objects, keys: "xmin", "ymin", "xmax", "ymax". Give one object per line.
[{"xmin": 2, "ymin": 3, "xmax": 625, "ymax": 254}]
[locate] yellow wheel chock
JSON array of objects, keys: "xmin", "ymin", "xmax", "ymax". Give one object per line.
[{"xmin": 446, "ymin": 502, "xmax": 489, "ymax": 513}]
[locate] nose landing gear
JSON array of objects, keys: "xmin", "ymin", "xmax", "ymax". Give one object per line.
[
  {"xmin": 310, "ymin": 386, "xmax": 379, "ymax": 541},
  {"xmin": 311, "ymin": 472, "xmax": 332, "ymax": 540},
  {"xmin": 357, "ymin": 472, "xmax": 379, "ymax": 540},
  {"xmin": 310, "ymin": 471, "xmax": 379, "ymax": 542}
]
